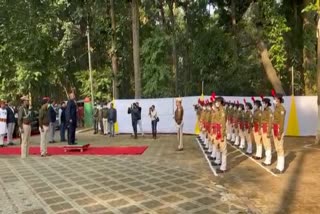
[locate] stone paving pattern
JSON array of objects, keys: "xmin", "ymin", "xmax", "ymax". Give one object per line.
[
  {"xmin": 0, "ymin": 155, "xmax": 250, "ymax": 214},
  {"xmin": 0, "ymin": 133, "xmax": 253, "ymax": 214}
]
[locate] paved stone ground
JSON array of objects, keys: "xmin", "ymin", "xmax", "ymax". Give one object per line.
[{"xmin": 0, "ymin": 131, "xmax": 252, "ymax": 214}]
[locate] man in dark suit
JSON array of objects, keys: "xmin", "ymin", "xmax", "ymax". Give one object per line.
[
  {"xmin": 48, "ymin": 100, "xmax": 57, "ymax": 143},
  {"xmin": 66, "ymin": 93, "xmax": 77, "ymax": 145},
  {"xmin": 6, "ymin": 101, "xmax": 16, "ymax": 145}
]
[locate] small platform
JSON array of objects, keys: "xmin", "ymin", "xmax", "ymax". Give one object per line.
[{"xmin": 63, "ymin": 144, "xmax": 90, "ymax": 152}]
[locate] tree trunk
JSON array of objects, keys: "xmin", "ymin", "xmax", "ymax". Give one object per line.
[
  {"xmin": 303, "ymin": 0, "xmax": 317, "ymax": 95},
  {"xmin": 110, "ymin": 0, "xmax": 119, "ymax": 99},
  {"xmin": 316, "ymin": 17, "xmax": 320, "ymax": 144},
  {"xmin": 158, "ymin": 0, "xmax": 166, "ymax": 27},
  {"xmin": 257, "ymin": 40, "xmax": 285, "ymax": 94},
  {"xmin": 231, "ymin": 0, "xmax": 236, "ymax": 26},
  {"xmin": 168, "ymin": 0, "xmax": 178, "ymax": 96},
  {"xmin": 131, "ymin": 0, "xmax": 141, "ymax": 98}
]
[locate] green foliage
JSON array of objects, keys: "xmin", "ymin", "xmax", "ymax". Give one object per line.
[
  {"xmin": 0, "ymin": 0, "xmax": 318, "ymax": 100},
  {"xmin": 141, "ymin": 30, "xmax": 172, "ymax": 97},
  {"xmin": 75, "ymin": 68, "xmax": 113, "ymax": 102}
]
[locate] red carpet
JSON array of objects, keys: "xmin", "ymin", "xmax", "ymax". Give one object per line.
[{"xmin": 0, "ymin": 146, "xmax": 148, "ymax": 155}]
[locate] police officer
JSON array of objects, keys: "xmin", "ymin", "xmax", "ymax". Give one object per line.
[
  {"xmin": 252, "ymin": 98, "xmax": 263, "ymax": 160},
  {"xmin": 244, "ymin": 100, "xmax": 253, "ymax": 155},
  {"xmin": 261, "ymin": 97, "xmax": 273, "ymax": 166},
  {"xmin": 18, "ymin": 96, "xmax": 32, "ymax": 158},
  {"xmin": 238, "ymin": 103, "xmax": 246, "ymax": 150},
  {"xmin": 212, "ymin": 97, "xmax": 227, "ymax": 173},
  {"xmin": 272, "ymin": 93, "xmax": 286, "ymax": 174},
  {"xmin": 209, "ymin": 99, "xmax": 218, "ymax": 160},
  {"xmin": 174, "ymin": 97, "xmax": 184, "ymax": 151},
  {"xmin": 233, "ymin": 102, "xmax": 241, "ymax": 146}
]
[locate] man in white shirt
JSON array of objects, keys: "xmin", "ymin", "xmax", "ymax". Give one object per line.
[{"xmin": 0, "ymin": 100, "xmax": 8, "ymax": 147}]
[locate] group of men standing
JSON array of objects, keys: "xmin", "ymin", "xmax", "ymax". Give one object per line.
[
  {"xmin": 196, "ymin": 92, "xmax": 286, "ymax": 174},
  {"xmin": 93, "ymin": 102, "xmax": 117, "ymax": 137},
  {"xmin": 0, "ymin": 93, "xmax": 78, "ymax": 158},
  {"xmin": 0, "ymin": 101, "xmax": 17, "ymax": 147}
]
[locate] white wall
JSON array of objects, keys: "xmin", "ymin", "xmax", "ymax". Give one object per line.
[{"xmin": 114, "ymin": 96, "xmax": 317, "ymax": 136}]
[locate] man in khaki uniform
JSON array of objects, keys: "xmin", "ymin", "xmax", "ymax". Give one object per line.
[
  {"xmin": 212, "ymin": 97, "xmax": 227, "ymax": 173},
  {"xmin": 209, "ymin": 101, "xmax": 217, "ymax": 160},
  {"xmin": 229, "ymin": 103, "xmax": 236, "ymax": 143},
  {"xmin": 233, "ymin": 102, "xmax": 241, "ymax": 146},
  {"xmin": 272, "ymin": 94, "xmax": 286, "ymax": 174},
  {"xmin": 203, "ymin": 101, "xmax": 210, "ymax": 150},
  {"xmin": 252, "ymin": 98, "xmax": 263, "ymax": 160},
  {"xmin": 39, "ymin": 97, "xmax": 50, "ymax": 157},
  {"xmin": 244, "ymin": 101, "xmax": 253, "ymax": 155},
  {"xmin": 174, "ymin": 97, "xmax": 184, "ymax": 151},
  {"xmin": 225, "ymin": 102, "xmax": 231, "ymax": 141},
  {"xmin": 238, "ymin": 104, "xmax": 246, "ymax": 149},
  {"xmin": 194, "ymin": 100, "xmax": 204, "ymax": 142},
  {"xmin": 206, "ymin": 100, "xmax": 213, "ymax": 154},
  {"xmin": 18, "ymin": 96, "xmax": 32, "ymax": 158},
  {"xmin": 261, "ymin": 98, "xmax": 273, "ymax": 166}
]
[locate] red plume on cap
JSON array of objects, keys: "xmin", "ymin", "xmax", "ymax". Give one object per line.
[
  {"xmin": 211, "ymin": 92, "xmax": 216, "ymax": 100},
  {"xmin": 210, "ymin": 96, "xmax": 214, "ymax": 102},
  {"xmin": 260, "ymin": 94, "xmax": 264, "ymax": 100},
  {"xmin": 251, "ymin": 97, "xmax": 255, "ymax": 102},
  {"xmin": 271, "ymin": 89, "xmax": 276, "ymax": 97}
]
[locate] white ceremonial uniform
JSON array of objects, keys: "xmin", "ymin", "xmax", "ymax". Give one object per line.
[{"xmin": 0, "ymin": 108, "xmax": 8, "ymax": 146}]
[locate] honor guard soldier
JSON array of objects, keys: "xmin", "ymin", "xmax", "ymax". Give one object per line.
[
  {"xmin": 18, "ymin": 96, "xmax": 33, "ymax": 158},
  {"xmin": 206, "ymin": 98, "xmax": 214, "ymax": 155},
  {"xmin": 271, "ymin": 91, "xmax": 286, "ymax": 174},
  {"xmin": 230, "ymin": 102, "xmax": 236, "ymax": 143},
  {"xmin": 199, "ymin": 101, "xmax": 205, "ymax": 144},
  {"xmin": 238, "ymin": 103, "xmax": 246, "ymax": 150},
  {"xmin": 194, "ymin": 98, "xmax": 204, "ymax": 141},
  {"xmin": 244, "ymin": 99, "xmax": 253, "ymax": 155},
  {"xmin": 226, "ymin": 101, "xmax": 232, "ymax": 141},
  {"xmin": 0, "ymin": 100, "xmax": 7, "ymax": 147},
  {"xmin": 261, "ymin": 97, "xmax": 273, "ymax": 166},
  {"xmin": 208, "ymin": 94, "xmax": 217, "ymax": 160},
  {"xmin": 212, "ymin": 97, "xmax": 227, "ymax": 173},
  {"xmin": 233, "ymin": 102, "xmax": 241, "ymax": 146},
  {"xmin": 174, "ymin": 97, "xmax": 184, "ymax": 151},
  {"xmin": 203, "ymin": 100, "xmax": 210, "ymax": 150},
  {"xmin": 198, "ymin": 99, "xmax": 205, "ymax": 143},
  {"xmin": 252, "ymin": 97, "xmax": 263, "ymax": 160}
]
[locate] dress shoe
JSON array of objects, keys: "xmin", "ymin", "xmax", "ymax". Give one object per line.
[
  {"xmin": 8, "ymin": 142, "xmax": 15, "ymax": 146},
  {"xmin": 271, "ymin": 168, "xmax": 283, "ymax": 174},
  {"xmin": 252, "ymin": 156, "xmax": 262, "ymax": 160},
  {"xmin": 262, "ymin": 162, "xmax": 271, "ymax": 166},
  {"xmin": 216, "ymin": 169, "xmax": 227, "ymax": 173},
  {"xmin": 208, "ymin": 156, "xmax": 215, "ymax": 161},
  {"xmin": 245, "ymin": 152, "xmax": 252, "ymax": 156},
  {"xmin": 176, "ymin": 148, "xmax": 184, "ymax": 151},
  {"xmin": 211, "ymin": 162, "xmax": 221, "ymax": 166}
]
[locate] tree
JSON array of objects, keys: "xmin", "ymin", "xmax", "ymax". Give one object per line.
[
  {"xmin": 131, "ymin": 0, "xmax": 141, "ymax": 98},
  {"xmin": 110, "ymin": 0, "xmax": 119, "ymax": 99}
]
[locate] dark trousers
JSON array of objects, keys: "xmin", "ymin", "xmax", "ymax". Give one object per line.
[
  {"xmin": 60, "ymin": 122, "xmax": 66, "ymax": 141},
  {"xmin": 132, "ymin": 120, "xmax": 138, "ymax": 137},
  {"xmin": 94, "ymin": 118, "xmax": 98, "ymax": 133},
  {"xmin": 68, "ymin": 123, "xmax": 76, "ymax": 144},
  {"xmin": 151, "ymin": 120, "xmax": 157, "ymax": 137},
  {"xmin": 94, "ymin": 118, "xmax": 103, "ymax": 133}
]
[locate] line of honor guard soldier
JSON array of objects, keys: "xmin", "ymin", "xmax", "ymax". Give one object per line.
[{"xmin": 195, "ymin": 90, "xmax": 286, "ymax": 174}]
